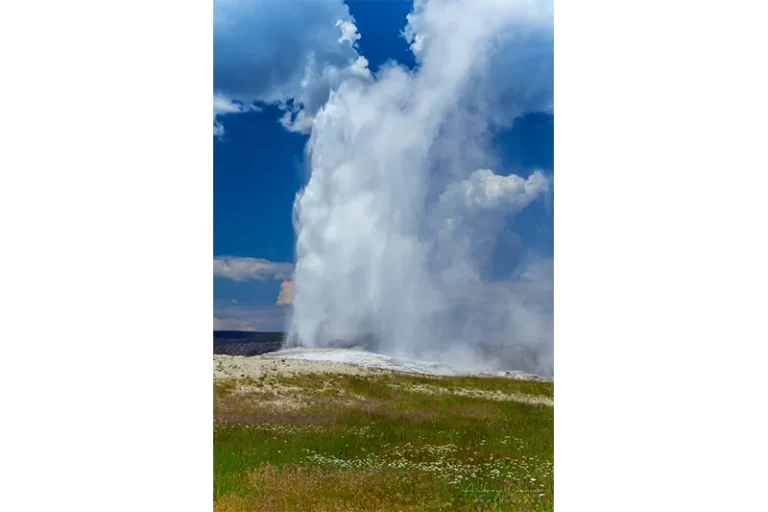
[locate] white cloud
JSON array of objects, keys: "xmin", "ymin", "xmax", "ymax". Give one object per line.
[
  {"xmin": 213, "ymin": 256, "xmax": 294, "ymax": 281},
  {"xmin": 213, "ymin": 95, "xmax": 245, "ymax": 116},
  {"xmin": 432, "ymin": 171, "xmax": 549, "ymax": 278},
  {"xmin": 440, "ymin": 169, "xmax": 548, "ymax": 213},
  {"xmin": 335, "ymin": 19, "xmax": 361, "ymax": 45},
  {"xmin": 213, "ymin": 94, "xmax": 260, "ymax": 136},
  {"xmin": 214, "ymin": 0, "xmax": 371, "ymax": 133}
]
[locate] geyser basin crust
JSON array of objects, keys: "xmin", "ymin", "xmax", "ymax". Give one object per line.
[{"xmin": 215, "ymin": 348, "xmax": 550, "ymax": 381}]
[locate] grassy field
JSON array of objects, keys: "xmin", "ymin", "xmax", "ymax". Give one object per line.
[{"xmin": 214, "ymin": 356, "xmax": 554, "ymax": 512}]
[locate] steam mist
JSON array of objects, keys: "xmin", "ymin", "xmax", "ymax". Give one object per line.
[{"xmin": 287, "ymin": 0, "xmax": 554, "ymax": 376}]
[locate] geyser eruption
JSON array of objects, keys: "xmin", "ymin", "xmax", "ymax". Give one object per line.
[{"xmin": 287, "ymin": 0, "xmax": 554, "ymax": 376}]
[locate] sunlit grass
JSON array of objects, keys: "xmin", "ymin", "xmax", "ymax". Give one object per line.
[{"xmin": 214, "ymin": 367, "xmax": 553, "ymax": 511}]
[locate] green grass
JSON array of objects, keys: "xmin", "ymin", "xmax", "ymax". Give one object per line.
[{"xmin": 214, "ymin": 369, "xmax": 553, "ymax": 511}]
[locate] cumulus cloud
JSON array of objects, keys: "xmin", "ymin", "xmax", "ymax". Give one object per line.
[
  {"xmin": 432, "ymin": 170, "xmax": 548, "ymax": 283},
  {"xmin": 276, "ymin": 280, "xmax": 294, "ymax": 306},
  {"xmin": 335, "ymin": 20, "xmax": 361, "ymax": 45},
  {"xmin": 213, "ymin": 0, "xmax": 371, "ymax": 133},
  {"xmin": 288, "ymin": 0, "xmax": 554, "ymax": 375},
  {"xmin": 213, "ymin": 256, "xmax": 294, "ymax": 281},
  {"xmin": 440, "ymin": 169, "xmax": 548, "ymax": 213}
]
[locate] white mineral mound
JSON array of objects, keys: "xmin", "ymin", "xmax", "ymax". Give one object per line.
[{"xmin": 265, "ymin": 347, "xmax": 546, "ymax": 380}]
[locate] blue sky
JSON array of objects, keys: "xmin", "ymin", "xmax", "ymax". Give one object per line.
[{"xmin": 214, "ymin": 0, "xmax": 553, "ymax": 331}]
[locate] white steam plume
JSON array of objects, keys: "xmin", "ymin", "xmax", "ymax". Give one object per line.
[{"xmin": 288, "ymin": 0, "xmax": 554, "ymax": 376}]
